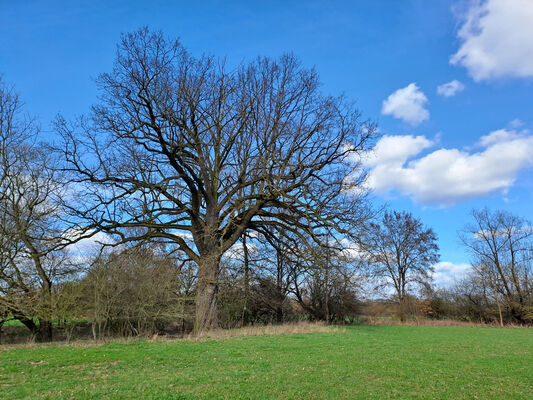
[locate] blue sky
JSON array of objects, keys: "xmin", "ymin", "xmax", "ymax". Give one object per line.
[{"xmin": 2, "ymin": 0, "xmax": 533, "ymax": 285}]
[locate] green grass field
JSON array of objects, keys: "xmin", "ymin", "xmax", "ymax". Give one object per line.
[{"xmin": 1, "ymin": 325, "xmax": 532, "ymax": 399}]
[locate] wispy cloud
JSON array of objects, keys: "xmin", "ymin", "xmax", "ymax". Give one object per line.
[{"xmin": 437, "ymin": 80, "xmax": 465, "ymax": 97}]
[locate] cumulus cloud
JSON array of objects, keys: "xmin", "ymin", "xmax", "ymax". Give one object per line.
[
  {"xmin": 432, "ymin": 261, "xmax": 472, "ymax": 287},
  {"xmin": 381, "ymin": 83, "xmax": 429, "ymax": 125},
  {"xmin": 364, "ymin": 128, "xmax": 533, "ymax": 206},
  {"xmin": 364, "ymin": 135, "xmax": 433, "ymax": 167},
  {"xmin": 451, "ymin": 0, "xmax": 533, "ymax": 81},
  {"xmin": 437, "ymin": 80, "xmax": 465, "ymax": 97}
]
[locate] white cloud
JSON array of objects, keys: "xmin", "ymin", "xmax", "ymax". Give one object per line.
[
  {"xmin": 451, "ymin": 0, "xmax": 533, "ymax": 81},
  {"xmin": 225, "ymin": 240, "xmax": 258, "ymax": 260},
  {"xmin": 509, "ymin": 118, "xmax": 524, "ymax": 129},
  {"xmin": 364, "ymin": 135, "xmax": 433, "ymax": 167},
  {"xmin": 63, "ymin": 229, "xmax": 116, "ymax": 262},
  {"xmin": 432, "ymin": 261, "xmax": 472, "ymax": 287},
  {"xmin": 364, "ymin": 128, "xmax": 533, "ymax": 206},
  {"xmin": 335, "ymin": 237, "xmax": 367, "ymax": 261},
  {"xmin": 381, "ymin": 83, "xmax": 429, "ymax": 125},
  {"xmin": 477, "ymin": 128, "xmax": 522, "ymax": 147},
  {"xmin": 437, "ymin": 80, "xmax": 465, "ymax": 97}
]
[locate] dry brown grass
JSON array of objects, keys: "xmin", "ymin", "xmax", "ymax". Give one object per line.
[
  {"xmin": 186, "ymin": 321, "xmax": 338, "ymax": 341},
  {"xmin": 361, "ymin": 316, "xmax": 527, "ymax": 328},
  {"xmin": 0, "ymin": 322, "xmax": 336, "ymax": 350}
]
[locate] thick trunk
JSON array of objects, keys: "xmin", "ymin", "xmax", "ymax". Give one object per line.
[
  {"xmin": 13, "ymin": 313, "xmax": 48, "ymax": 341},
  {"xmin": 194, "ymin": 255, "xmax": 220, "ymax": 333},
  {"xmin": 38, "ymin": 320, "xmax": 53, "ymax": 342},
  {"xmin": 509, "ymin": 304, "xmax": 525, "ymax": 325},
  {"xmin": 276, "ymin": 306, "xmax": 283, "ymax": 323}
]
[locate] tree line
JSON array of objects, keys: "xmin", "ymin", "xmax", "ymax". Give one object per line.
[{"xmin": 0, "ymin": 28, "xmax": 531, "ymax": 342}]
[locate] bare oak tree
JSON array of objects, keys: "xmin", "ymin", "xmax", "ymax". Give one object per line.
[
  {"xmin": 55, "ymin": 28, "xmax": 375, "ymax": 331},
  {"xmin": 362, "ymin": 210, "xmax": 439, "ymax": 321}
]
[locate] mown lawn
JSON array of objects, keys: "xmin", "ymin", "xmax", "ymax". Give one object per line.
[{"xmin": 0, "ymin": 325, "xmax": 532, "ymax": 399}]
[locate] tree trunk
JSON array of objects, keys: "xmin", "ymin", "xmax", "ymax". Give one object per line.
[
  {"xmin": 399, "ymin": 296, "xmax": 406, "ymax": 322},
  {"xmin": 243, "ymin": 234, "xmax": 250, "ymax": 296},
  {"xmin": 38, "ymin": 319, "xmax": 53, "ymax": 342},
  {"xmin": 325, "ymin": 236, "xmax": 330, "ymax": 324},
  {"xmin": 194, "ymin": 255, "xmax": 220, "ymax": 333},
  {"xmin": 276, "ymin": 306, "xmax": 283, "ymax": 323},
  {"xmin": 509, "ymin": 304, "xmax": 524, "ymax": 325},
  {"xmin": 243, "ymin": 233, "xmax": 250, "ymax": 326},
  {"xmin": 496, "ymin": 298, "xmax": 504, "ymax": 327}
]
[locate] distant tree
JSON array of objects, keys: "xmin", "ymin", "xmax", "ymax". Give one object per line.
[
  {"xmin": 81, "ymin": 245, "xmax": 193, "ymax": 339},
  {"xmin": 362, "ymin": 210, "xmax": 439, "ymax": 321},
  {"xmin": 219, "ymin": 227, "xmax": 364, "ymax": 325},
  {"xmin": 290, "ymin": 239, "xmax": 361, "ymax": 323},
  {"xmin": 243, "ymin": 231, "xmax": 295, "ymax": 324},
  {"xmin": 0, "ymin": 79, "xmax": 85, "ymax": 341},
  {"xmin": 428, "ymin": 280, "xmax": 482, "ymax": 323},
  {"xmin": 56, "ymin": 28, "xmax": 375, "ymax": 331},
  {"xmin": 460, "ymin": 208, "xmax": 533, "ymax": 324}
]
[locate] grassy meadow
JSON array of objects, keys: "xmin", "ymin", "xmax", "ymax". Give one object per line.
[{"xmin": 0, "ymin": 324, "xmax": 532, "ymax": 399}]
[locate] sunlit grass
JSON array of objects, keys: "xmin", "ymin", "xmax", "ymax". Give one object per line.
[{"xmin": 1, "ymin": 325, "xmax": 532, "ymax": 399}]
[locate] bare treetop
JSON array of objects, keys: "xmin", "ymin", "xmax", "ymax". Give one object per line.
[
  {"xmin": 460, "ymin": 208, "xmax": 533, "ymax": 323},
  {"xmin": 55, "ymin": 28, "xmax": 376, "ymax": 331},
  {"xmin": 362, "ymin": 210, "xmax": 439, "ymax": 321}
]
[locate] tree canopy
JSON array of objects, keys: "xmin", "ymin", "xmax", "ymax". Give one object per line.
[{"xmin": 56, "ymin": 28, "xmax": 376, "ymax": 331}]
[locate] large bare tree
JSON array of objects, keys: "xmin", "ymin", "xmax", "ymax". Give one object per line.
[
  {"xmin": 56, "ymin": 28, "xmax": 375, "ymax": 331},
  {"xmin": 362, "ymin": 210, "xmax": 439, "ymax": 321},
  {"xmin": 460, "ymin": 208, "xmax": 533, "ymax": 323}
]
